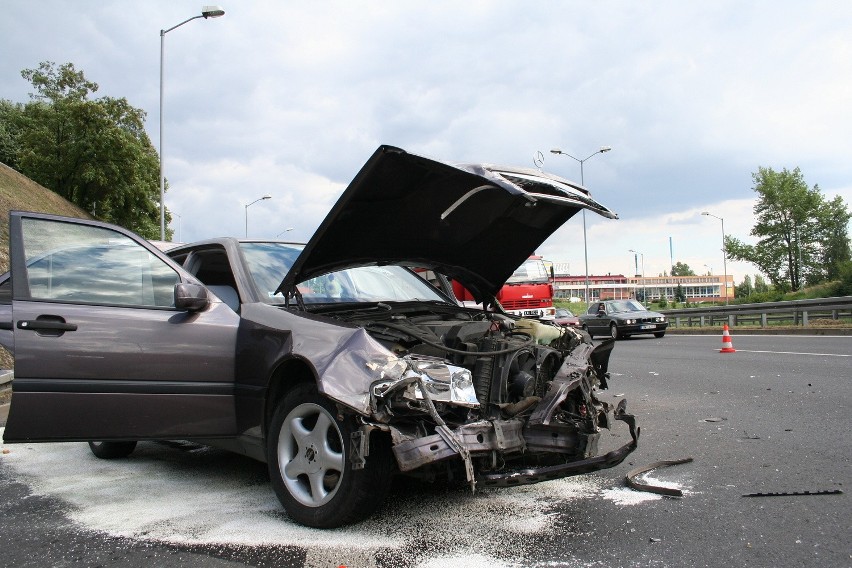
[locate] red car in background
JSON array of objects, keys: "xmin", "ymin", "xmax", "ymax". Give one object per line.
[{"xmin": 554, "ymin": 307, "xmax": 580, "ymax": 327}]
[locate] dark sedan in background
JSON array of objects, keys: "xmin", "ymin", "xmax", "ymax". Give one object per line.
[{"xmin": 579, "ymin": 299, "xmax": 667, "ymax": 339}]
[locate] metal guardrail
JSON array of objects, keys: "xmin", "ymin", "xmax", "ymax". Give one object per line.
[{"xmin": 661, "ymin": 296, "xmax": 852, "ymax": 328}]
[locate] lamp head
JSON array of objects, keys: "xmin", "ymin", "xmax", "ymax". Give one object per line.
[
  {"xmin": 550, "ymin": 148, "xmax": 562, "ymax": 154},
  {"xmin": 701, "ymin": 211, "xmax": 709, "ymax": 216},
  {"xmin": 262, "ymin": 194, "xmax": 272, "ymax": 200},
  {"xmin": 599, "ymin": 146, "xmax": 612, "ymax": 153},
  {"xmin": 202, "ymin": 5, "xmax": 225, "ymax": 18}
]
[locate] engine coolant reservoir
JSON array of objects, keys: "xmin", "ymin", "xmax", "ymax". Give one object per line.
[{"xmin": 514, "ymin": 318, "xmax": 563, "ymax": 345}]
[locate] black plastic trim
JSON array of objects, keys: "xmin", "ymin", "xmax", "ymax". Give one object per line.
[{"xmin": 11, "ymin": 378, "xmax": 234, "ymax": 396}]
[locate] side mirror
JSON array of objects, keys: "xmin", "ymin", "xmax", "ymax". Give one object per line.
[{"xmin": 174, "ymin": 283, "xmax": 209, "ymax": 312}]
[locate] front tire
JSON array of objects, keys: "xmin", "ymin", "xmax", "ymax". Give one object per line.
[
  {"xmin": 654, "ymin": 331, "xmax": 666, "ymax": 338},
  {"xmin": 609, "ymin": 323, "xmax": 621, "ymax": 340},
  {"xmin": 88, "ymin": 441, "xmax": 137, "ymax": 459},
  {"xmin": 267, "ymin": 382, "xmax": 394, "ymax": 528}
]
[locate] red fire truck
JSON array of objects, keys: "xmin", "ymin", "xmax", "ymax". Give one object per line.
[{"xmin": 451, "ymin": 255, "xmax": 556, "ymax": 319}]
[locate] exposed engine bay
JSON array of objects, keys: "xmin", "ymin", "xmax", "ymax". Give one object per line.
[{"xmin": 310, "ymin": 302, "xmax": 639, "ymax": 489}]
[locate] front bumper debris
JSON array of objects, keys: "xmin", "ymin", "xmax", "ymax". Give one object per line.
[
  {"xmin": 476, "ymin": 410, "xmax": 639, "ymax": 487},
  {"xmin": 625, "ymin": 457, "xmax": 692, "ymax": 497},
  {"xmin": 389, "ymin": 407, "xmax": 639, "ymax": 486}
]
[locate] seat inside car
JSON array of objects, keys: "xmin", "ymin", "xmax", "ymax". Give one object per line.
[
  {"xmin": 206, "ymin": 285, "xmax": 240, "ymax": 312},
  {"xmin": 180, "ymin": 249, "xmax": 241, "ymax": 312}
]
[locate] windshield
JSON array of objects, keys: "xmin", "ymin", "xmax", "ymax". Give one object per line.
[
  {"xmin": 239, "ymin": 242, "xmax": 449, "ymax": 305},
  {"xmin": 506, "ymin": 257, "xmax": 549, "ymax": 284},
  {"xmin": 609, "ymin": 300, "xmax": 647, "ymax": 313}
]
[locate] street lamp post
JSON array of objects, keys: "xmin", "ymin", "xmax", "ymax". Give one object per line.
[
  {"xmin": 550, "ymin": 146, "xmax": 612, "ymax": 304},
  {"xmin": 245, "ymin": 195, "xmax": 272, "ymax": 238},
  {"xmin": 701, "ymin": 211, "xmax": 728, "ymax": 305},
  {"xmin": 629, "ymin": 249, "xmax": 645, "ymax": 302},
  {"xmin": 159, "ymin": 6, "xmax": 225, "ymax": 241}
]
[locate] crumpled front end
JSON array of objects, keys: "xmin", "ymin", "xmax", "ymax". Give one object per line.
[{"xmin": 321, "ymin": 312, "xmax": 639, "ymax": 489}]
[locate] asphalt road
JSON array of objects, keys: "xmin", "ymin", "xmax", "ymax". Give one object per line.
[{"xmin": 0, "ymin": 333, "xmax": 849, "ymax": 567}]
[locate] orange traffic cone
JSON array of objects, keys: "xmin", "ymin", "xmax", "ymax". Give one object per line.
[{"xmin": 720, "ymin": 323, "xmax": 736, "ymax": 353}]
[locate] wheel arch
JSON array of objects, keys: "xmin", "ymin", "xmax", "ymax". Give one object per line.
[{"xmin": 263, "ymin": 356, "xmax": 319, "ymax": 440}]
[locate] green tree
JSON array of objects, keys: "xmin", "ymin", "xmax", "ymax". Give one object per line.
[
  {"xmin": 674, "ymin": 282, "xmax": 686, "ymax": 302},
  {"xmin": 836, "ymin": 261, "xmax": 852, "ymax": 296},
  {"xmin": 814, "ymin": 195, "xmax": 852, "ymax": 283},
  {"xmin": 725, "ymin": 167, "xmax": 851, "ymax": 291},
  {"xmin": 735, "ymin": 275, "xmax": 753, "ymax": 298},
  {"xmin": 753, "ymin": 274, "xmax": 770, "ymax": 294},
  {"xmin": 671, "ymin": 261, "xmax": 695, "ymax": 276},
  {"xmin": 0, "ymin": 99, "xmax": 24, "ymax": 168},
  {"xmin": 12, "ymin": 61, "xmax": 166, "ymax": 239}
]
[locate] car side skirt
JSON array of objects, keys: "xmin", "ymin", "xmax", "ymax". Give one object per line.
[{"xmin": 3, "ymin": 380, "xmax": 237, "ymax": 442}]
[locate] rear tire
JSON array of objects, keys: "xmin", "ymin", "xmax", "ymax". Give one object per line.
[
  {"xmin": 88, "ymin": 441, "xmax": 137, "ymax": 459},
  {"xmin": 267, "ymin": 382, "xmax": 394, "ymax": 528}
]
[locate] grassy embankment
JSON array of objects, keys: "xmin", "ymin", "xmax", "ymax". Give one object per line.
[{"xmin": 0, "ymin": 162, "xmax": 93, "ymax": 368}]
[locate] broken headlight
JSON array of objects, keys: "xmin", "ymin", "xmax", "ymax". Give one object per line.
[{"xmin": 368, "ymin": 355, "xmax": 479, "ymax": 408}]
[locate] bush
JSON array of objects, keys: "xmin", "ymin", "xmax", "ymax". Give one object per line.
[
  {"xmin": 836, "ymin": 261, "xmax": 852, "ymax": 296},
  {"xmin": 740, "ymin": 291, "xmax": 784, "ymax": 303}
]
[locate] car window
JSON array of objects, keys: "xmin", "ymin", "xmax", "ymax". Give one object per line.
[
  {"xmin": 239, "ymin": 242, "xmax": 303, "ymax": 301},
  {"xmin": 608, "ymin": 300, "xmax": 643, "ymax": 312},
  {"xmin": 239, "ymin": 242, "xmax": 449, "ymax": 305},
  {"xmin": 332, "ymin": 266, "xmax": 445, "ymax": 303},
  {"xmin": 506, "ymin": 257, "xmax": 549, "ymax": 284},
  {"xmin": 21, "ymin": 218, "xmax": 179, "ymax": 308}
]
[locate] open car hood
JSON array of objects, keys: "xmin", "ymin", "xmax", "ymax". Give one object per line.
[{"xmin": 277, "ymin": 145, "xmax": 617, "ymax": 304}]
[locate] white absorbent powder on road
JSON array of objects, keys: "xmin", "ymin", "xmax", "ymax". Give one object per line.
[{"xmin": 0, "ymin": 432, "xmax": 686, "ymax": 567}]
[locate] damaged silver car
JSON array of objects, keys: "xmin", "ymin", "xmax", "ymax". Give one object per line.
[{"xmin": 1, "ymin": 145, "xmax": 638, "ymax": 528}]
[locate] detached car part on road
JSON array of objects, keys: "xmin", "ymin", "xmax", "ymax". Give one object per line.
[{"xmin": 0, "ymin": 145, "xmax": 638, "ymax": 528}]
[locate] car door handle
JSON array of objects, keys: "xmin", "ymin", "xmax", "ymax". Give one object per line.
[
  {"xmin": 0, "ymin": 322, "xmax": 12, "ymax": 330},
  {"xmin": 18, "ymin": 320, "xmax": 78, "ymax": 332}
]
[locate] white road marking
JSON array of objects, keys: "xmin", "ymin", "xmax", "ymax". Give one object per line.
[{"xmin": 727, "ymin": 349, "xmax": 851, "ymax": 357}]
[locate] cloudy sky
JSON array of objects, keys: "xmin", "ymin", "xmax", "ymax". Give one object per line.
[{"xmin": 3, "ymin": 1, "xmax": 851, "ymax": 282}]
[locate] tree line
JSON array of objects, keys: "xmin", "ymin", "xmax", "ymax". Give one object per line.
[
  {"xmin": 0, "ymin": 61, "xmax": 166, "ymax": 239},
  {"xmin": 725, "ymin": 166, "xmax": 851, "ymax": 295},
  {"xmin": 657, "ymin": 173, "xmax": 850, "ymax": 300}
]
